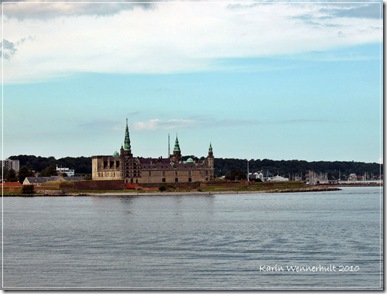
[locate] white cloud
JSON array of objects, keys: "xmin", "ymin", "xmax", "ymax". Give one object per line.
[
  {"xmin": 3, "ymin": 2, "xmax": 154, "ymax": 19},
  {"xmin": 133, "ymin": 116, "xmax": 336, "ymax": 131},
  {"xmin": 134, "ymin": 119, "xmax": 198, "ymax": 130},
  {"xmin": 2, "ymin": 2, "xmax": 382, "ymax": 83}
]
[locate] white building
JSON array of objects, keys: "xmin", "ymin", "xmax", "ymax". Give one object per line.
[
  {"xmin": 1, "ymin": 158, "xmax": 20, "ymax": 172},
  {"xmin": 251, "ymin": 172, "xmax": 264, "ymax": 181},
  {"xmin": 267, "ymin": 175, "xmax": 289, "ymax": 182},
  {"xmin": 56, "ymin": 165, "xmax": 75, "ymax": 177},
  {"xmin": 348, "ymin": 173, "xmax": 357, "ymax": 181}
]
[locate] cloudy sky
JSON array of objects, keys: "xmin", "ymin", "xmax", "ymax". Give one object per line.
[{"xmin": 2, "ymin": 1, "xmax": 383, "ymax": 163}]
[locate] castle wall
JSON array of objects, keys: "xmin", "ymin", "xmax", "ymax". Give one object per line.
[
  {"xmin": 92, "ymin": 155, "xmax": 214, "ymax": 183},
  {"xmin": 61, "ymin": 180, "xmax": 124, "ymax": 191},
  {"xmin": 92, "ymin": 156, "xmax": 122, "ymax": 180},
  {"xmin": 137, "ymin": 166, "xmax": 213, "ymax": 184}
]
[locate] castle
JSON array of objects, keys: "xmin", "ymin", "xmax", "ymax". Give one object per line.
[{"xmin": 92, "ymin": 120, "xmax": 214, "ymax": 184}]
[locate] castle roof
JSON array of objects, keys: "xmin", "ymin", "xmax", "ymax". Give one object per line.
[
  {"xmin": 124, "ymin": 118, "xmax": 131, "ymax": 151},
  {"xmin": 173, "ymin": 136, "xmax": 181, "ymax": 152}
]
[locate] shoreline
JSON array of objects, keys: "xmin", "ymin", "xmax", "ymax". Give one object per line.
[{"xmin": 3, "ymin": 186, "xmax": 344, "ymax": 197}]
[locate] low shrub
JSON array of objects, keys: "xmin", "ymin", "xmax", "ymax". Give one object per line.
[
  {"xmin": 22, "ymin": 185, "xmax": 35, "ymax": 194},
  {"xmin": 159, "ymin": 185, "xmax": 167, "ymax": 192}
]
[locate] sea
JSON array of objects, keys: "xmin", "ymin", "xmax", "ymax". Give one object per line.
[{"xmin": 2, "ymin": 186, "xmax": 383, "ymax": 290}]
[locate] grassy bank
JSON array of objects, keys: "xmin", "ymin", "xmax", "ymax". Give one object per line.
[{"xmin": 3, "ymin": 181, "xmax": 344, "ymax": 196}]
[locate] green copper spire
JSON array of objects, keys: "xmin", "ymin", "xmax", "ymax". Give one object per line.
[
  {"xmin": 124, "ymin": 118, "xmax": 131, "ymax": 151},
  {"xmin": 173, "ymin": 135, "xmax": 181, "ymax": 152},
  {"xmin": 209, "ymin": 143, "xmax": 213, "ymax": 152}
]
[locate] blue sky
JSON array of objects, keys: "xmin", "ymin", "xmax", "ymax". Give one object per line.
[{"xmin": 2, "ymin": 1, "xmax": 383, "ymax": 163}]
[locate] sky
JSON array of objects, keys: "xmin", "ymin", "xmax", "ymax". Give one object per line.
[{"xmin": 2, "ymin": 0, "xmax": 383, "ymax": 163}]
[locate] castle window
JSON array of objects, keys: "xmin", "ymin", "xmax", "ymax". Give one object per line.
[
  {"xmin": 116, "ymin": 161, "xmax": 120, "ymax": 168},
  {"xmin": 104, "ymin": 161, "xmax": 108, "ymax": 168},
  {"xmin": 175, "ymin": 178, "xmax": 178, "ymax": 183},
  {"xmin": 162, "ymin": 178, "xmax": 166, "ymax": 183},
  {"xmin": 188, "ymin": 178, "xmax": 192, "ymax": 182}
]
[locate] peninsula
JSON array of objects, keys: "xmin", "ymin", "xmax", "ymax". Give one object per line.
[{"xmin": 2, "ymin": 119, "xmax": 382, "ymax": 196}]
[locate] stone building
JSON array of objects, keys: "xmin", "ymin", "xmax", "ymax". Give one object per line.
[{"xmin": 92, "ymin": 120, "xmax": 214, "ymax": 184}]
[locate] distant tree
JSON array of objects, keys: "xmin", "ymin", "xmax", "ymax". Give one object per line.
[
  {"xmin": 225, "ymin": 169, "xmax": 246, "ymax": 181},
  {"xmin": 83, "ymin": 174, "xmax": 92, "ymax": 180},
  {"xmin": 2, "ymin": 166, "xmax": 9, "ymax": 182},
  {"xmin": 22, "ymin": 185, "xmax": 34, "ymax": 194},
  {"xmin": 215, "ymin": 158, "xmax": 382, "ymax": 179},
  {"xmin": 6, "ymin": 168, "xmax": 17, "ymax": 182},
  {"xmin": 18, "ymin": 166, "xmax": 34, "ymax": 184},
  {"xmin": 40, "ymin": 166, "xmax": 58, "ymax": 177},
  {"xmin": 2, "ymin": 167, "xmax": 14, "ymax": 182},
  {"xmin": 8, "ymin": 154, "xmax": 383, "ymax": 181},
  {"xmin": 76, "ymin": 163, "xmax": 90, "ymax": 174}
]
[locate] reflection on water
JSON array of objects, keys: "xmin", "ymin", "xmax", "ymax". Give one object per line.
[{"xmin": 3, "ymin": 187, "xmax": 383, "ymax": 290}]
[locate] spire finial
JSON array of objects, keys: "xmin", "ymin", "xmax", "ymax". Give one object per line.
[{"xmin": 124, "ymin": 118, "xmax": 131, "ymax": 151}]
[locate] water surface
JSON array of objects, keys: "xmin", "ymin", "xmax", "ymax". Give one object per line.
[{"xmin": 3, "ymin": 187, "xmax": 383, "ymax": 290}]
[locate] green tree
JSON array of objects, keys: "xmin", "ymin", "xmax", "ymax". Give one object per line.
[
  {"xmin": 2, "ymin": 166, "xmax": 9, "ymax": 182},
  {"xmin": 18, "ymin": 166, "xmax": 34, "ymax": 184},
  {"xmin": 22, "ymin": 185, "xmax": 34, "ymax": 194},
  {"xmin": 6, "ymin": 168, "xmax": 17, "ymax": 182},
  {"xmin": 225, "ymin": 169, "xmax": 246, "ymax": 181},
  {"xmin": 40, "ymin": 166, "xmax": 58, "ymax": 177}
]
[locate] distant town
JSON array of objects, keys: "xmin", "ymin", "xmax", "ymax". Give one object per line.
[
  {"xmin": 0, "ymin": 120, "xmax": 382, "ymax": 194},
  {"xmin": 1, "ymin": 154, "xmax": 383, "ymax": 195}
]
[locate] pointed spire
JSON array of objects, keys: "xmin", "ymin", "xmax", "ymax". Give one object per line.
[
  {"xmin": 124, "ymin": 118, "xmax": 131, "ymax": 151},
  {"xmin": 208, "ymin": 142, "xmax": 213, "ymax": 158},
  {"xmin": 173, "ymin": 135, "xmax": 181, "ymax": 152}
]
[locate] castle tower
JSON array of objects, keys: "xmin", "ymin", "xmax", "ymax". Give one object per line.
[
  {"xmin": 207, "ymin": 143, "xmax": 214, "ymax": 181},
  {"xmin": 171, "ymin": 135, "xmax": 182, "ymax": 163},
  {"xmin": 120, "ymin": 119, "xmax": 140, "ymax": 183},
  {"xmin": 208, "ymin": 143, "xmax": 213, "ymax": 158},
  {"xmin": 123, "ymin": 118, "xmax": 131, "ymax": 152},
  {"xmin": 120, "ymin": 119, "xmax": 132, "ymax": 157}
]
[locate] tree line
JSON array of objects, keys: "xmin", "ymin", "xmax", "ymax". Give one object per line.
[
  {"xmin": 9, "ymin": 155, "xmax": 91, "ymax": 174},
  {"xmin": 216, "ymin": 158, "xmax": 383, "ymax": 181},
  {"xmin": 7, "ymin": 155, "xmax": 383, "ymax": 182},
  {"xmin": 6, "ymin": 155, "xmax": 92, "ymax": 183}
]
